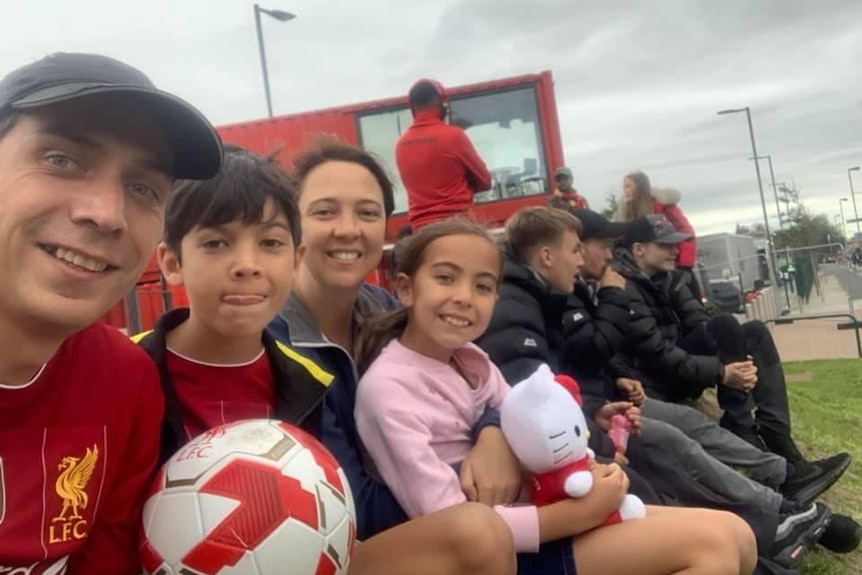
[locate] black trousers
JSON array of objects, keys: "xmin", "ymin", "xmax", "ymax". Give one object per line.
[{"xmin": 677, "ymin": 315, "xmax": 795, "ymax": 453}]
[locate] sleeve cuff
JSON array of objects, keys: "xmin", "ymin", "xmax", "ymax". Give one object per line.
[
  {"xmin": 471, "ymin": 406, "xmax": 501, "ymax": 443},
  {"xmin": 494, "ymin": 504, "xmax": 541, "ymax": 552}
]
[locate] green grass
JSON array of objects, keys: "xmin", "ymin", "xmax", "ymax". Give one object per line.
[{"xmin": 782, "ymin": 359, "xmax": 862, "ymax": 574}]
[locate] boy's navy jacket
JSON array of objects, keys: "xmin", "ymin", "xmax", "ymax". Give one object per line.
[
  {"xmin": 268, "ymin": 283, "xmax": 501, "ymax": 541},
  {"xmin": 132, "ymin": 308, "xmax": 332, "ymax": 468}
]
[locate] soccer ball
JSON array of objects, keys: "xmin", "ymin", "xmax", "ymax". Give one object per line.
[{"xmin": 140, "ymin": 419, "xmax": 356, "ymax": 575}]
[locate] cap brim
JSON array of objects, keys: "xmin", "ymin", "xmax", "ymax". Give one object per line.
[
  {"xmin": 654, "ymin": 232, "xmax": 692, "ymax": 245},
  {"xmin": 12, "ymin": 83, "xmax": 222, "ymax": 180}
]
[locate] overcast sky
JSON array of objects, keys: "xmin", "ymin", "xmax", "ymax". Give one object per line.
[{"xmin": 3, "ymin": 0, "xmax": 861, "ymax": 236}]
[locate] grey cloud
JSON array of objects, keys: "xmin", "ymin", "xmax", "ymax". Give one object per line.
[{"xmin": 2, "ymin": 0, "xmax": 861, "ymax": 236}]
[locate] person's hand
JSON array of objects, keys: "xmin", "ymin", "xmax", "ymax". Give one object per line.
[
  {"xmin": 721, "ymin": 358, "xmax": 757, "ymax": 391},
  {"xmin": 599, "ymin": 266, "xmax": 626, "ymax": 289},
  {"xmin": 588, "ymin": 463, "xmax": 629, "ymax": 515},
  {"xmin": 594, "ymin": 402, "xmax": 642, "ymax": 436},
  {"xmin": 537, "ymin": 463, "xmax": 630, "ymax": 540},
  {"xmin": 614, "ymin": 451, "xmax": 630, "ymax": 466},
  {"xmin": 616, "ymin": 377, "xmax": 647, "ymax": 406},
  {"xmin": 460, "ymin": 427, "xmax": 522, "ymax": 506}
]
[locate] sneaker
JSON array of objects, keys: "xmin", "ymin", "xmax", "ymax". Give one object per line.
[
  {"xmin": 819, "ymin": 513, "xmax": 861, "ymax": 554},
  {"xmin": 770, "ymin": 502, "xmax": 832, "ymax": 568},
  {"xmin": 781, "ymin": 453, "xmax": 852, "ymax": 506}
]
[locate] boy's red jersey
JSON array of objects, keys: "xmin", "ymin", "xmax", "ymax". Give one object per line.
[{"xmin": 0, "ymin": 323, "xmax": 164, "ymax": 574}]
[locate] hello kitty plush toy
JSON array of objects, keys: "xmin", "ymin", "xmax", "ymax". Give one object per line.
[{"xmin": 501, "ymin": 364, "xmax": 646, "ymax": 526}]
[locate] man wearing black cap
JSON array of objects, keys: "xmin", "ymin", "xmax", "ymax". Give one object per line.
[
  {"xmin": 613, "ymin": 215, "xmax": 853, "ymax": 488},
  {"xmin": 394, "ymin": 78, "xmax": 491, "ymax": 231},
  {"xmin": 0, "ymin": 53, "xmax": 222, "ymax": 573}
]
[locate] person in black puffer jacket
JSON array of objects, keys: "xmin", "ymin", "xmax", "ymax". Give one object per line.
[{"xmin": 611, "ymin": 214, "xmax": 851, "ymax": 476}]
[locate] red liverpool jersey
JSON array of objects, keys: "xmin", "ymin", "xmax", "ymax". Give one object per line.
[
  {"xmin": 166, "ymin": 347, "xmax": 274, "ymax": 441},
  {"xmin": 0, "ymin": 323, "xmax": 164, "ymax": 575}
]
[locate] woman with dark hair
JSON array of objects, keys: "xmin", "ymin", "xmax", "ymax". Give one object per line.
[
  {"xmin": 615, "ymin": 171, "xmax": 702, "ymax": 301},
  {"xmin": 266, "ymin": 138, "xmax": 520, "ymax": 575}
]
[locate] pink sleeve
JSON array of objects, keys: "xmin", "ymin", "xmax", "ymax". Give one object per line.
[
  {"xmin": 662, "ymin": 204, "xmax": 697, "ymax": 268},
  {"xmin": 356, "ymin": 366, "xmax": 539, "ymax": 552},
  {"xmin": 485, "ymin": 360, "xmax": 512, "ymax": 410}
]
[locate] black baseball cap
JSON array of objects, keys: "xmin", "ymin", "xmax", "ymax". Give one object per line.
[
  {"xmin": 624, "ymin": 214, "xmax": 691, "ymax": 246},
  {"xmin": 570, "ymin": 209, "xmax": 625, "ymax": 241},
  {"xmin": 0, "ymin": 52, "xmax": 222, "ymax": 179}
]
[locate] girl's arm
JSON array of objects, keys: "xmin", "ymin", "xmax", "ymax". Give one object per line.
[{"xmin": 355, "ymin": 374, "xmax": 540, "ymax": 552}]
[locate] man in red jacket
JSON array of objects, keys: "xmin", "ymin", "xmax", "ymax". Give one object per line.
[
  {"xmin": 552, "ymin": 166, "xmax": 589, "ymax": 210},
  {"xmin": 395, "ymin": 79, "xmax": 492, "ymax": 230},
  {"xmin": 0, "ymin": 52, "xmax": 222, "ymax": 574}
]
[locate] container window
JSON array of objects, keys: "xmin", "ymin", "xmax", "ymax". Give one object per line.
[{"xmin": 357, "ymin": 85, "xmax": 548, "ymax": 215}]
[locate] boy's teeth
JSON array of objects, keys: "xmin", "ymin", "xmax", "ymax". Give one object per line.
[
  {"xmin": 54, "ymin": 247, "xmax": 107, "ymax": 272},
  {"xmin": 332, "ymin": 251, "xmax": 359, "ymax": 261}
]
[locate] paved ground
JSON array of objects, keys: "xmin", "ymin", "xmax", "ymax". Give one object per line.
[{"xmin": 751, "ymin": 264, "xmax": 862, "ymax": 362}]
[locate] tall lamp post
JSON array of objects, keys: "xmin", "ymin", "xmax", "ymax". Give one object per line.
[
  {"xmin": 849, "ymin": 167, "xmax": 861, "ymax": 234},
  {"xmin": 718, "ymin": 107, "xmax": 787, "ymax": 311},
  {"xmin": 254, "ymin": 4, "xmax": 296, "ymax": 118},
  {"xmin": 750, "ymin": 154, "xmax": 782, "ymax": 230},
  {"xmin": 839, "ymin": 197, "xmax": 849, "ymax": 240}
]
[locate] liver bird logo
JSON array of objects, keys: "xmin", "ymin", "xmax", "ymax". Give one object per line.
[{"xmin": 53, "ymin": 444, "xmax": 99, "ymax": 522}]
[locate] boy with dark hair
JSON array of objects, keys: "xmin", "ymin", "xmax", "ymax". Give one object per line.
[
  {"xmin": 133, "ymin": 144, "xmax": 329, "ymax": 461},
  {"xmin": 0, "ymin": 52, "xmax": 222, "ymax": 573}
]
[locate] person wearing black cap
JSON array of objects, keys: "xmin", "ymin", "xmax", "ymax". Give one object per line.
[
  {"xmin": 562, "ymin": 210, "xmax": 862, "ymax": 568},
  {"xmin": 0, "ymin": 52, "xmax": 221, "ymax": 573},
  {"xmin": 610, "ymin": 215, "xmax": 860, "ymax": 540},
  {"xmin": 394, "ymin": 78, "xmax": 491, "ymax": 231}
]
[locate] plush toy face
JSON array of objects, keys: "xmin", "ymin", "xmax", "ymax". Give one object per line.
[{"xmin": 501, "ymin": 364, "xmax": 591, "ymax": 474}]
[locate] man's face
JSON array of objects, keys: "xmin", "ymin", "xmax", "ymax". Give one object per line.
[
  {"xmin": 542, "ymin": 230, "xmax": 583, "ymax": 293},
  {"xmin": 556, "ymin": 174, "xmax": 573, "ymax": 192},
  {"xmin": 580, "ymin": 238, "xmax": 614, "ymax": 280},
  {"xmin": 634, "ymin": 242, "xmax": 679, "ymax": 276},
  {"xmin": 0, "ymin": 95, "xmax": 174, "ymax": 335}
]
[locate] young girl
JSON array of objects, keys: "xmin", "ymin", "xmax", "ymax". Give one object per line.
[
  {"xmin": 615, "ymin": 171, "xmax": 701, "ymax": 301},
  {"xmin": 355, "ymin": 218, "xmax": 757, "ymax": 575}
]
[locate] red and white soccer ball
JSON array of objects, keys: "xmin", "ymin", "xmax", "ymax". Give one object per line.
[{"xmin": 140, "ymin": 419, "xmax": 357, "ymax": 575}]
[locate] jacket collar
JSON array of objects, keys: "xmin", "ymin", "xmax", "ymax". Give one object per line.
[
  {"xmin": 280, "ymin": 285, "xmax": 394, "ymax": 347},
  {"xmin": 411, "ymin": 109, "xmax": 445, "ymax": 127},
  {"xmin": 137, "ymin": 308, "xmax": 332, "ymax": 462}
]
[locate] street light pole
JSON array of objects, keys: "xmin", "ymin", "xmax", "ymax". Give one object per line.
[
  {"xmin": 253, "ymin": 4, "xmax": 296, "ymax": 118},
  {"xmin": 839, "ymin": 198, "xmax": 849, "ymax": 240},
  {"xmin": 849, "ymin": 167, "xmax": 861, "ymax": 234},
  {"xmin": 718, "ymin": 107, "xmax": 787, "ymax": 311},
  {"xmin": 750, "ymin": 154, "xmax": 782, "ymax": 230}
]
